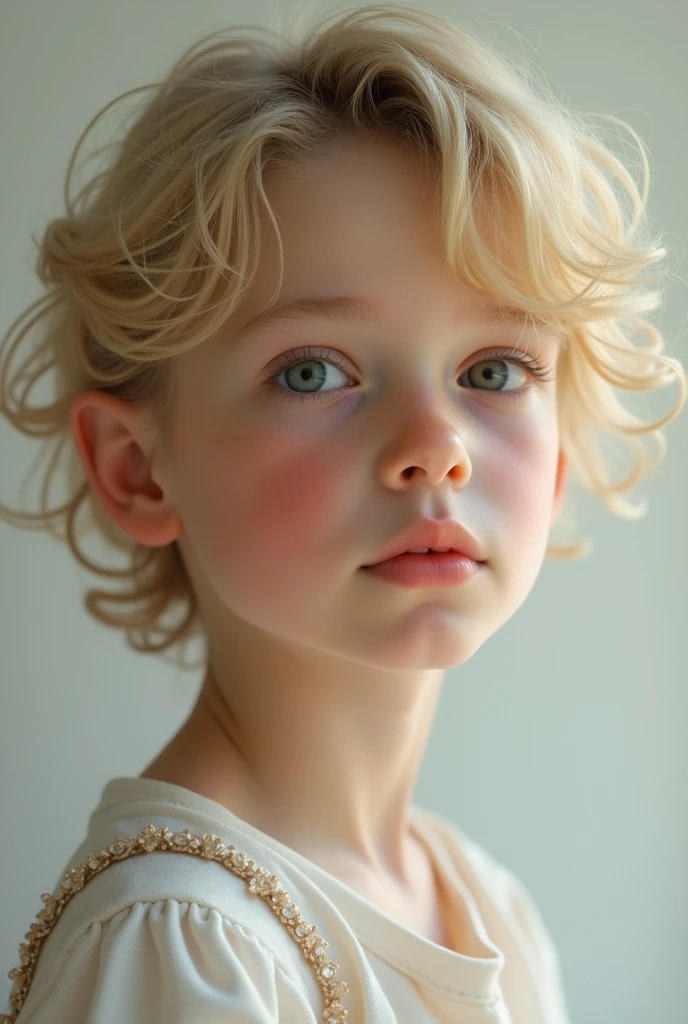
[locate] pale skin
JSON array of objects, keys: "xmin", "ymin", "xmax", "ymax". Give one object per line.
[{"xmin": 70, "ymin": 131, "xmax": 567, "ymax": 950}]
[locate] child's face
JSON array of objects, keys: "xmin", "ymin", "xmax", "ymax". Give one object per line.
[{"xmin": 155, "ymin": 132, "xmax": 566, "ymax": 670}]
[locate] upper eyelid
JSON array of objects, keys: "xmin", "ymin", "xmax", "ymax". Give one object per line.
[{"xmin": 269, "ymin": 342, "xmax": 551, "ymax": 371}]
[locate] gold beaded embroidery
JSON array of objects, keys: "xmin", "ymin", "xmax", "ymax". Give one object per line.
[{"xmin": 1, "ymin": 824, "xmax": 349, "ymax": 1024}]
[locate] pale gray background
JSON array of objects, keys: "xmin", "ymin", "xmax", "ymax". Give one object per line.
[{"xmin": 1, "ymin": 2, "xmax": 686, "ymax": 1022}]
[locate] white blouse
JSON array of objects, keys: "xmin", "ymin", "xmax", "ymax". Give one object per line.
[{"xmin": 6, "ymin": 776, "xmax": 572, "ymax": 1023}]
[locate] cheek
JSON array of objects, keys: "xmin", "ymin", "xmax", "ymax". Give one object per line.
[
  {"xmin": 178, "ymin": 423, "xmax": 351, "ymax": 606},
  {"xmin": 482, "ymin": 416, "xmax": 560, "ymax": 582}
]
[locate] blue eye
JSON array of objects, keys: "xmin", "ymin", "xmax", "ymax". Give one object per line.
[
  {"xmin": 262, "ymin": 345, "xmax": 555, "ymax": 404},
  {"xmin": 263, "ymin": 347, "xmax": 352, "ymax": 404}
]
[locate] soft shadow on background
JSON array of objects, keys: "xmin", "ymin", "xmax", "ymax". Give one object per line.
[{"xmin": 1, "ymin": 2, "xmax": 686, "ymax": 1022}]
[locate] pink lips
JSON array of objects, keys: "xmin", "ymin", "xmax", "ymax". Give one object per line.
[
  {"xmin": 359, "ymin": 551, "xmax": 483, "ymax": 587},
  {"xmin": 363, "ymin": 517, "xmax": 485, "ymax": 567}
]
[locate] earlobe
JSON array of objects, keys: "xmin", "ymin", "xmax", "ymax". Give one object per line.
[{"xmin": 69, "ymin": 391, "xmax": 183, "ymax": 548}]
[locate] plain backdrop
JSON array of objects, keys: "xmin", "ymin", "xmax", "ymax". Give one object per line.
[{"xmin": 1, "ymin": 2, "xmax": 686, "ymax": 1022}]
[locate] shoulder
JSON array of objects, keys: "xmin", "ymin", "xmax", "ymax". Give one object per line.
[
  {"xmin": 418, "ymin": 804, "xmax": 553, "ymax": 921},
  {"xmin": 416, "ymin": 807, "xmax": 572, "ymax": 1024},
  {"xmin": 11, "ymin": 897, "xmax": 315, "ymax": 1024},
  {"xmin": 7, "ymin": 823, "xmax": 324, "ymax": 1023}
]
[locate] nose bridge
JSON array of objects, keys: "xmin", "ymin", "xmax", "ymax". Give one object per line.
[{"xmin": 383, "ymin": 356, "xmax": 463, "ymax": 433}]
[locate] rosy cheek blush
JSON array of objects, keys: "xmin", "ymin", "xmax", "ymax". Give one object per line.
[{"xmin": 204, "ymin": 430, "xmax": 355, "ymax": 605}]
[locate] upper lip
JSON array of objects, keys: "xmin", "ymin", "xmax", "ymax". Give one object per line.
[{"xmin": 361, "ymin": 518, "xmax": 486, "ymax": 566}]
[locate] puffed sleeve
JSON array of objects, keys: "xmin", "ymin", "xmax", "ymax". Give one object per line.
[{"xmin": 15, "ymin": 899, "xmax": 318, "ymax": 1023}]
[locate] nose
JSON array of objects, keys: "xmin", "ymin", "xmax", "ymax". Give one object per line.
[{"xmin": 378, "ymin": 418, "xmax": 472, "ymax": 491}]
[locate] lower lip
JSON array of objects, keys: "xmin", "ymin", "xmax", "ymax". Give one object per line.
[{"xmin": 359, "ymin": 552, "xmax": 484, "ymax": 587}]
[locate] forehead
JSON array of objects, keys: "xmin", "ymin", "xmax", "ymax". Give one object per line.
[{"xmin": 230, "ymin": 139, "xmax": 562, "ymax": 343}]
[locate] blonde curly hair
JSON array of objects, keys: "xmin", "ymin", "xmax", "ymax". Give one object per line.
[{"xmin": 1, "ymin": 1, "xmax": 684, "ymax": 671}]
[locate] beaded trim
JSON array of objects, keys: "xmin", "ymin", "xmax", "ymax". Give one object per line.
[{"xmin": 1, "ymin": 824, "xmax": 349, "ymax": 1024}]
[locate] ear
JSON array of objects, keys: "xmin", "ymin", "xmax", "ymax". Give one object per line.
[
  {"xmin": 551, "ymin": 448, "xmax": 568, "ymax": 525},
  {"xmin": 69, "ymin": 391, "xmax": 183, "ymax": 547}
]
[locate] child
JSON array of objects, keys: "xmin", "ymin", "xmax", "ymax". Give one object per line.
[{"xmin": 1, "ymin": 3, "xmax": 684, "ymax": 1022}]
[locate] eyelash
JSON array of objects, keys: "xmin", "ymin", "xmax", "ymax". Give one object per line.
[{"xmin": 262, "ymin": 345, "xmax": 555, "ymax": 404}]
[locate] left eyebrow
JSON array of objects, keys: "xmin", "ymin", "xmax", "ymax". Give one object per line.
[{"xmin": 227, "ymin": 294, "xmax": 565, "ymax": 350}]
